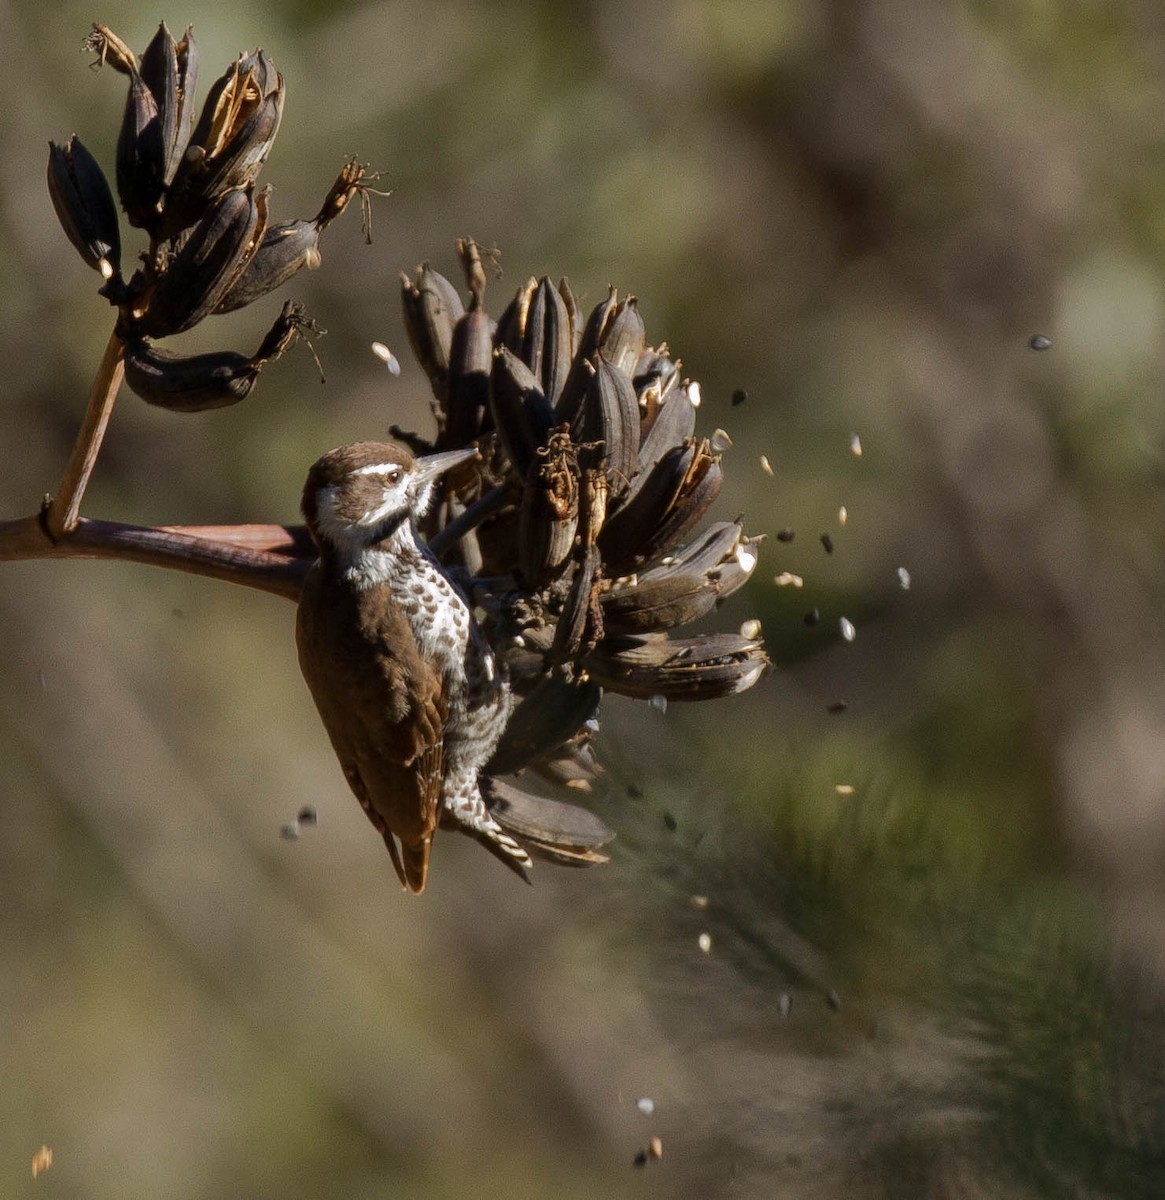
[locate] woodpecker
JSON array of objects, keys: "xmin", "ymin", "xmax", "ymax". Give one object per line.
[{"xmin": 295, "ymin": 440, "xmax": 533, "ymax": 893}]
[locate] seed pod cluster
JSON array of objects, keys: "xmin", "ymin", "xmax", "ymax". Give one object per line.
[
  {"xmin": 398, "ymin": 239, "xmax": 769, "ymax": 791},
  {"xmin": 48, "ymin": 21, "xmax": 377, "ymax": 411}
]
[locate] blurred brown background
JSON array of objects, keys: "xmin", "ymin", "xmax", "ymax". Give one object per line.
[{"xmin": 5, "ymin": 0, "xmax": 1165, "ymax": 1196}]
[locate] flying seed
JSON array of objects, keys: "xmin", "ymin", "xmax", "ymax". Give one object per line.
[
  {"xmin": 98, "ymin": 258, "xmax": 115, "ymax": 280},
  {"xmin": 850, "ymin": 433, "xmax": 862, "ymax": 457},
  {"xmin": 776, "ymin": 528, "xmax": 795, "ymax": 543},
  {"xmin": 826, "ymin": 700, "xmax": 848, "ymax": 714},
  {"xmin": 731, "ymin": 388, "xmax": 747, "ymax": 406},
  {"xmin": 690, "ymin": 894, "xmax": 709, "ymax": 909},
  {"xmin": 698, "ymin": 932, "xmax": 713, "ymax": 953},
  {"xmin": 649, "ymin": 694, "xmax": 668, "ymax": 714},
  {"xmin": 31, "ymin": 1145, "xmax": 53, "ymax": 1179},
  {"xmin": 759, "ymin": 454, "xmax": 774, "ymax": 476},
  {"xmin": 637, "ymin": 1097, "xmax": 655, "ymax": 1116},
  {"xmin": 565, "ymin": 778, "xmax": 592, "ymax": 792},
  {"xmin": 839, "ymin": 617, "xmax": 856, "ymax": 641},
  {"xmin": 688, "ymin": 380, "xmax": 702, "ymax": 407},
  {"xmin": 710, "ymin": 427, "xmax": 733, "ymax": 453},
  {"xmin": 1029, "ymin": 333, "xmax": 1051, "ymax": 351},
  {"xmin": 778, "ymin": 992, "xmax": 792, "ymax": 1019},
  {"xmin": 371, "ymin": 341, "xmax": 401, "ymax": 375},
  {"xmin": 835, "ymin": 784, "xmax": 855, "ymax": 796},
  {"xmin": 280, "ymin": 821, "xmax": 300, "ymax": 840},
  {"xmin": 627, "ymin": 782, "xmax": 644, "ymax": 798},
  {"xmin": 633, "ymin": 1151, "xmax": 648, "ymax": 1168},
  {"xmin": 297, "ymin": 805, "xmax": 318, "ymax": 826},
  {"xmin": 804, "ymin": 608, "xmax": 820, "ymax": 626},
  {"xmin": 820, "ymin": 533, "xmax": 834, "ymax": 554},
  {"xmin": 649, "ymin": 1137, "xmax": 664, "ymax": 1160},
  {"xmin": 774, "ymin": 572, "xmax": 803, "ymax": 587},
  {"xmin": 897, "ymin": 566, "xmax": 911, "ymax": 590},
  {"xmin": 663, "ymin": 812, "xmax": 677, "ymax": 831},
  {"xmin": 827, "ymin": 989, "xmax": 842, "ymax": 1011},
  {"xmin": 838, "ymin": 506, "xmax": 847, "ymax": 527},
  {"xmin": 739, "ymin": 618, "xmax": 762, "ymax": 639}
]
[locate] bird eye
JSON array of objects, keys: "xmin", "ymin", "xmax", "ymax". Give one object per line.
[{"xmin": 387, "ymin": 468, "xmax": 402, "ymax": 484}]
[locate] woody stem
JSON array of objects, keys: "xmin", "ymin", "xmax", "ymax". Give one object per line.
[{"xmin": 44, "ymin": 327, "xmax": 125, "ymax": 540}]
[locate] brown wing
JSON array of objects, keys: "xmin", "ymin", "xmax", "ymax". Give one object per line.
[{"xmin": 296, "ymin": 567, "xmax": 446, "ymax": 882}]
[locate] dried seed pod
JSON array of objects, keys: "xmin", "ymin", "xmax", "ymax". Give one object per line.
[
  {"xmin": 442, "ymin": 312, "xmax": 492, "ymax": 450},
  {"xmin": 139, "ymin": 21, "xmax": 199, "ymax": 187},
  {"xmin": 518, "ymin": 428, "xmax": 580, "ymax": 587},
  {"xmin": 555, "ymin": 285, "xmax": 618, "ymax": 426},
  {"xmin": 599, "ymin": 295, "xmax": 646, "ymax": 378},
  {"xmin": 46, "ymin": 137, "xmax": 121, "ymax": 277},
  {"xmin": 490, "ymin": 346, "xmax": 556, "ymax": 480},
  {"xmin": 139, "ymin": 185, "xmax": 268, "ymax": 337},
  {"xmin": 493, "ymin": 277, "xmax": 532, "ymax": 357},
  {"xmin": 601, "ymin": 521, "xmax": 758, "ymax": 633},
  {"xmin": 161, "ymin": 49, "xmax": 284, "ymax": 237},
  {"xmin": 636, "ymin": 439, "xmax": 723, "ymax": 565},
  {"xmin": 483, "ymin": 777, "xmax": 613, "ymax": 866},
  {"xmin": 550, "ymin": 540, "xmax": 603, "ymax": 664},
  {"xmin": 598, "ymin": 441, "xmax": 694, "ymax": 576},
  {"xmin": 401, "ymin": 265, "xmax": 464, "ymax": 404},
  {"xmin": 124, "ymin": 298, "xmax": 308, "ymax": 411},
  {"xmin": 578, "ymin": 357, "xmax": 639, "ymax": 499},
  {"xmin": 585, "ymin": 631, "xmax": 769, "ymax": 700},
  {"xmin": 558, "ymin": 277, "xmax": 581, "ymax": 355},
  {"xmin": 519, "ymin": 277, "xmax": 573, "ymax": 407},
  {"xmin": 487, "ymin": 670, "xmax": 601, "ymax": 775},
  {"xmin": 215, "ymin": 160, "xmax": 371, "ymax": 313},
  {"xmin": 633, "ymin": 381, "xmax": 697, "ymax": 478}
]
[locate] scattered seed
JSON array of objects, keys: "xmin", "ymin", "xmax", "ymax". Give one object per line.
[
  {"xmin": 38, "ymin": 670, "xmax": 47, "ymax": 690},
  {"xmin": 803, "ymin": 607, "xmax": 820, "ymax": 626},
  {"xmin": 778, "ymin": 992, "xmax": 792, "ymax": 1019},
  {"xmin": 1029, "ymin": 333, "xmax": 1052, "ymax": 351},
  {"xmin": 698, "ymin": 932, "xmax": 713, "ymax": 953},
  {"xmin": 633, "ymin": 1150, "xmax": 649, "ymax": 1168},
  {"xmin": 820, "ymin": 533, "xmax": 834, "ymax": 554},
  {"xmin": 280, "ymin": 821, "xmax": 300, "ymax": 841},
  {"xmin": 31, "ymin": 1145, "xmax": 53, "ymax": 1179},
  {"xmin": 827, "ymin": 989, "xmax": 843, "ymax": 1011},
  {"xmin": 838, "ymin": 505, "xmax": 847, "ymax": 527},
  {"xmin": 776, "ymin": 528, "xmax": 795, "ymax": 543},
  {"xmin": 637, "ymin": 1097, "xmax": 655, "ymax": 1116},
  {"xmin": 649, "ymin": 694, "xmax": 668, "ymax": 714},
  {"xmin": 649, "ymin": 1137, "xmax": 664, "ymax": 1160},
  {"xmin": 690, "ymin": 894, "xmax": 709, "ymax": 909},
  {"xmin": 663, "ymin": 812, "xmax": 677, "ymax": 832},
  {"xmin": 731, "ymin": 388, "xmax": 747, "ymax": 406},
  {"xmin": 689, "ymin": 380, "xmax": 702, "ymax": 407},
  {"xmin": 850, "ymin": 433, "xmax": 863, "ymax": 457},
  {"xmin": 759, "ymin": 454, "xmax": 774, "ymax": 476},
  {"xmin": 774, "ymin": 571, "xmax": 803, "ymax": 588},
  {"xmin": 171, "ymin": 607, "xmax": 186, "ymax": 619},
  {"xmin": 839, "ymin": 617, "xmax": 856, "ymax": 641},
  {"xmin": 297, "ymin": 805, "xmax": 318, "ymax": 826},
  {"xmin": 371, "ymin": 341, "xmax": 402, "ymax": 375},
  {"xmin": 710, "ymin": 427, "xmax": 733, "ymax": 453},
  {"xmin": 826, "ymin": 700, "xmax": 848, "ymax": 714},
  {"xmin": 897, "ymin": 566, "xmax": 911, "ymax": 590},
  {"xmin": 835, "ymin": 784, "xmax": 855, "ymax": 796},
  {"xmin": 734, "ymin": 541, "xmax": 758, "ymax": 572},
  {"xmin": 739, "ymin": 618, "xmax": 762, "ymax": 639},
  {"xmin": 565, "ymin": 777, "xmax": 592, "ymax": 792},
  {"xmin": 98, "ymin": 258, "xmax": 115, "ymax": 281},
  {"xmin": 627, "ymin": 782, "xmax": 644, "ymax": 798}
]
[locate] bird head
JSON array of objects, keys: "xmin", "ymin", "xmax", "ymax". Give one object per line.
[{"xmin": 301, "ymin": 441, "xmax": 477, "ymax": 555}]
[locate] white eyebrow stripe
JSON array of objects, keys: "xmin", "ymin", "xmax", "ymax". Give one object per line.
[{"xmin": 352, "ymin": 463, "xmax": 399, "ymax": 477}]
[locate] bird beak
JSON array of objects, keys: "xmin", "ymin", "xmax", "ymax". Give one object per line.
[{"xmin": 412, "ymin": 446, "xmax": 478, "ymax": 487}]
